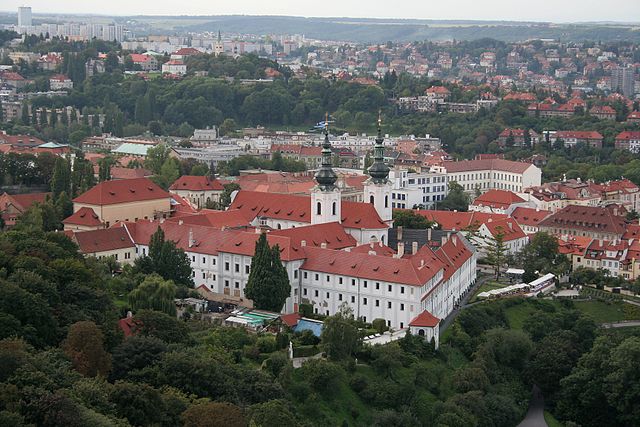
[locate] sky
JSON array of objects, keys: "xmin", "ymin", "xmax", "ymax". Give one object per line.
[{"xmin": 2, "ymin": 0, "xmax": 640, "ymax": 23}]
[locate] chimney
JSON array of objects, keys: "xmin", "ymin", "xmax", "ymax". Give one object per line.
[
  {"xmin": 178, "ymin": 219, "xmax": 183, "ymax": 225},
  {"xmin": 420, "ymin": 259, "xmax": 425, "ymax": 268},
  {"xmin": 614, "ymin": 207, "xmax": 618, "ymax": 216},
  {"xmin": 370, "ymin": 242, "xmax": 374, "ymax": 249},
  {"xmin": 427, "ymin": 228, "xmax": 432, "ymax": 241},
  {"xmin": 368, "ymin": 250, "xmax": 377, "ymax": 256},
  {"xmin": 442, "ymin": 235, "xmax": 448, "ymax": 245},
  {"xmin": 508, "ymin": 222, "xmax": 513, "ymax": 231},
  {"xmin": 412, "ymin": 241, "xmax": 418, "ymax": 254},
  {"xmin": 160, "ymin": 218, "xmax": 165, "ymax": 224},
  {"xmin": 301, "ymin": 240, "xmax": 306, "ymax": 247},
  {"xmin": 188, "ymin": 228, "xmax": 195, "ymax": 248},
  {"xmin": 321, "ymin": 242, "xmax": 327, "ymax": 249},
  {"xmin": 126, "ymin": 311, "xmax": 132, "ymax": 318},
  {"xmin": 599, "ymin": 239, "xmax": 603, "ymax": 247},
  {"xmin": 397, "ymin": 226, "xmax": 403, "ymax": 241},
  {"xmin": 396, "ymin": 242, "xmax": 405, "ymax": 258},
  {"xmin": 344, "ymin": 247, "xmax": 351, "ymax": 252},
  {"xmin": 452, "ymin": 234, "xmax": 458, "ymax": 246}
]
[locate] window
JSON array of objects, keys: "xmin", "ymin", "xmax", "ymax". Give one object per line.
[
  {"xmin": 385, "ymin": 195, "xmax": 388, "ymax": 208},
  {"xmin": 388, "ymin": 285, "xmax": 392, "ymax": 292},
  {"xmin": 202, "ymin": 272, "xmax": 205, "ymax": 279},
  {"xmin": 191, "ymin": 271, "xmax": 195, "ymax": 277},
  {"xmin": 326, "ymin": 292, "xmax": 330, "ymax": 298},
  {"xmin": 363, "ymin": 280, "xmax": 368, "ymax": 288},
  {"xmin": 400, "ymin": 303, "xmax": 405, "ymax": 311},
  {"xmin": 235, "ymin": 263, "xmax": 240, "ymax": 273},
  {"xmin": 294, "ymin": 270, "xmax": 298, "ymax": 279},
  {"xmin": 212, "ymin": 259, "xmax": 216, "ymax": 265},
  {"xmin": 332, "ymin": 201, "xmax": 336, "ymax": 215},
  {"xmin": 376, "ymin": 282, "xmax": 380, "ymax": 290},
  {"xmin": 351, "ymin": 296, "xmax": 355, "ymax": 303},
  {"xmin": 192, "ymin": 256, "xmax": 195, "ymax": 262},
  {"xmin": 352, "ymin": 279, "xmax": 356, "ymax": 286},
  {"xmin": 339, "ymin": 277, "xmax": 343, "ymax": 284},
  {"xmin": 304, "ymin": 272, "xmax": 308, "ymax": 279},
  {"xmin": 315, "ymin": 273, "xmax": 319, "ymax": 281},
  {"xmin": 245, "ymin": 265, "xmax": 250, "ymax": 274},
  {"xmin": 375, "ymin": 299, "xmax": 380, "ymax": 307},
  {"xmin": 400, "ymin": 287, "xmax": 405, "ymax": 294},
  {"xmin": 225, "ymin": 280, "xmax": 229, "ymax": 287},
  {"xmin": 315, "ymin": 290, "xmax": 319, "ymax": 297},
  {"xmin": 303, "ymin": 288, "xmax": 307, "ymax": 296},
  {"xmin": 316, "ymin": 201, "xmax": 322, "ymax": 215},
  {"xmin": 234, "ymin": 282, "xmax": 239, "ymax": 289},
  {"xmin": 326, "ymin": 275, "xmax": 330, "ymax": 282},
  {"xmin": 363, "ymin": 297, "xmax": 367, "ymax": 305},
  {"xmin": 225, "ymin": 262, "xmax": 229, "ymax": 271},
  {"xmin": 387, "ymin": 301, "xmax": 392, "ymax": 309},
  {"xmin": 339, "ymin": 293, "xmax": 343, "ymax": 301}
]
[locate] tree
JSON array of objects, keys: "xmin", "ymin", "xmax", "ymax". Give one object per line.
[
  {"xmin": 111, "ymin": 381, "xmax": 165, "ymax": 426},
  {"xmin": 244, "ymin": 233, "xmax": 290, "ymax": 312},
  {"xmin": 144, "ymin": 143, "xmax": 172, "ymax": 174},
  {"xmin": 50, "ymin": 157, "xmax": 71, "ymax": 197},
  {"xmin": 320, "ymin": 304, "xmax": 360, "ymax": 360},
  {"xmin": 439, "ymin": 182, "xmax": 469, "ymax": 211},
  {"xmin": 248, "ymin": 400, "xmax": 297, "ymax": 427},
  {"xmin": 181, "ymin": 402, "xmax": 246, "ymax": 427},
  {"xmin": 128, "ymin": 274, "xmax": 177, "ymax": 316},
  {"xmin": 219, "ymin": 118, "xmax": 237, "ymax": 136},
  {"xmin": 134, "ymin": 310, "xmax": 190, "ymax": 344},
  {"xmin": 392, "ymin": 210, "xmax": 436, "ymax": 229},
  {"xmin": 20, "ymin": 103, "xmax": 29, "ymax": 125},
  {"xmin": 97, "ymin": 157, "xmax": 115, "ymax": 182},
  {"xmin": 62, "ymin": 321, "xmax": 111, "ymax": 377},
  {"xmin": 138, "ymin": 226, "xmax": 194, "ymax": 287},
  {"xmin": 485, "ymin": 226, "xmax": 507, "ymax": 279},
  {"xmin": 110, "ymin": 335, "xmax": 167, "ymax": 380}
]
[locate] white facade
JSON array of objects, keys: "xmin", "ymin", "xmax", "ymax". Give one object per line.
[
  {"xmin": 311, "ymin": 187, "xmax": 342, "ymax": 225},
  {"xmin": 364, "ymin": 179, "xmax": 393, "ymax": 223},
  {"xmin": 446, "ymin": 164, "xmax": 541, "ymax": 194},
  {"xmin": 390, "ymin": 169, "xmax": 448, "ymax": 209}
]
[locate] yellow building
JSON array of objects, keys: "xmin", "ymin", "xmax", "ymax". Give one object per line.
[{"xmin": 72, "ymin": 178, "xmax": 171, "ymax": 227}]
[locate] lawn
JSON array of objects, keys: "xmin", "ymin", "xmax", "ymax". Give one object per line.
[
  {"xmin": 544, "ymin": 411, "xmax": 564, "ymax": 427},
  {"xmin": 573, "ymin": 300, "xmax": 626, "ymax": 323},
  {"xmin": 503, "ymin": 302, "xmax": 551, "ymax": 329},
  {"xmin": 470, "ymin": 281, "xmax": 509, "ymax": 302}
]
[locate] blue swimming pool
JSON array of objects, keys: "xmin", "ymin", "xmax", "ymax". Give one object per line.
[{"xmin": 293, "ymin": 318, "xmax": 324, "ymax": 337}]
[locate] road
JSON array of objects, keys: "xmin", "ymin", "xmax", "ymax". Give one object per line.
[
  {"xmin": 517, "ymin": 385, "xmax": 548, "ymax": 427},
  {"xmin": 602, "ymin": 320, "xmax": 640, "ymax": 329}
]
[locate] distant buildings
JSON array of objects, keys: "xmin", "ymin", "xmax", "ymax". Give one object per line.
[
  {"xmin": 443, "ymin": 158, "xmax": 542, "ymax": 194},
  {"xmin": 611, "ymin": 66, "xmax": 635, "ymax": 98},
  {"xmin": 17, "ymin": 7, "xmax": 32, "ymax": 27}
]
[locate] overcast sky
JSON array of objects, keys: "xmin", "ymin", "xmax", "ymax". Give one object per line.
[{"xmin": 2, "ymin": 0, "xmax": 640, "ymax": 23}]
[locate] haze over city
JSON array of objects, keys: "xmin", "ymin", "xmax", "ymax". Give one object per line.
[{"xmin": 2, "ymin": 0, "xmax": 640, "ymax": 22}]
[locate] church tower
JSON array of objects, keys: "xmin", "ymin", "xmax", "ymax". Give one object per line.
[
  {"xmin": 365, "ymin": 113, "xmax": 392, "ymax": 223},
  {"xmin": 214, "ymin": 30, "xmax": 224, "ymax": 56},
  {"xmin": 311, "ymin": 118, "xmax": 341, "ymax": 225}
]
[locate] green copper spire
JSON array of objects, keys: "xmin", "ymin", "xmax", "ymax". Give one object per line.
[
  {"xmin": 314, "ymin": 113, "xmax": 338, "ymax": 191},
  {"xmin": 368, "ymin": 111, "xmax": 390, "ymax": 184}
]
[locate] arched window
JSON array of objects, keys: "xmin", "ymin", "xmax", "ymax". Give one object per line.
[
  {"xmin": 369, "ymin": 195, "xmax": 374, "ymax": 204},
  {"xmin": 332, "ymin": 201, "xmax": 336, "ymax": 216},
  {"xmin": 418, "ymin": 329, "xmax": 425, "ymax": 336},
  {"xmin": 385, "ymin": 195, "xmax": 389, "ymax": 208},
  {"xmin": 277, "ymin": 224, "xmax": 282, "ymax": 229},
  {"xmin": 317, "ymin": 201, "xmax": 322, "ymax": 215}
]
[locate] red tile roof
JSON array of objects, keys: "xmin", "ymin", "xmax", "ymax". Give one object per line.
[
  {"xmin": 72, "ymin": 227, "xmax": 135, "ymax": 253},
  {"xmin": 616, "ymin": 131, "xmax": 640, "ymax": 141},
  {"xmin": 482, "ymin": 218, "xmax": 527, "ymax": 242},
  {"xmin": 166, "ymin": 209, "xmax": 250, "ymax": 229},
  {"xmin": 510, "ymin": 207, "xmax": 551, "ymax": 228},
  {"xmin": 73, "ymin": 178, "xmax": 170, "ymax": 206},
  {"xmin": 350, "ymin": 241, "xmax": 397, "ymax": 257},
  {"xmin": 0, "ymin": 192, "xmax": 50, "ymax": 212},
  {"xmin": 555, "ymin": 131, "xmax": 603, "ymax": 140},
  {"xmin": 471, "ymin": 189, "xmax": 525, "ymax": 210},
  {"xmin": 539, "ymin": 205, "xmax": 628, "ymax": 236},
  {"xmin": 409, "ymin": 310, "xmax": 440, "ymax": 327},
  {"xmin": 280, "ymin": 313, "xmax": 301, "ymax": 328},
  {"xmin": 169, "ymin": 176, "xmax": 224, "ymax": 191},
  {"xmin": 415, "ymin": 210, "xmax": 508, "ymax": 231},
  {"xmin": 63, "ymin": 207, "xmax": 102, "ymax": 226},
  {"xmin": 300, "ymin": 245, "xmax": 444, "ymax": 286},
  {"xmin": 0, "ymin": 133, "xmax": 46, "ymax": 146},
  {"xmin": 444, "ymin": 158, "xmax": 534, "ymax": 174},
  {"xmin": 229, "ymin": 190, "xmax": 388, "ymax": 230}
]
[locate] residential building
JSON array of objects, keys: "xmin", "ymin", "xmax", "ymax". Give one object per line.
[
  {"xmin": 444, "ymin": 158, "xmax": 542, "ymax": 194},
  {"xmin": 469, "ymin": 189, "xmax": 532, "ymax": 214},
  {"xmin": 615, "ymin": 131, "xmax": 640, "ymax": 153},
  {"xmin": 72, "ymin": 227, "xmax": 136, "ymax": 265},
  {"xmin": 475, "ymin": 218, "xmax": 529, "ymax": 255},
  {"xmin": 71, "ymin": 177, "xmax": 172, "ymax": 227},
  {"xmin": 509, "ymin": 207, "xmax": 552, "ymax": 234},
  {"xmin": 538, "ymin": 204, "xmax": 627, "ymax": 240},
  {"xmin": 389, "ymin": 169, "xmax": 448, "ymax": 209},
  {"xmin": 611, "ymin": 66, "xmax": 635, "ymax": 98},
  {"xmin": 49, "ymin": 74, "xmax": 73, "ymax": 90},
  {"xmin": 62, "ymin": 206, "xmax": 104, "ymax": 231},
  {"xmin": 0, "ymin": 192, "xmax": 50, "ymax": 228},
  {"xmin": 544, "ymin": 130, "xmax": 604, "ymax": 148},
  {"xmin": 162, "ymin": 60, "xmax": 187, "ymax": 75},
  {"xmin": 589, "ymin": 105, "xmax": 617, "ymax": 120},
  {"xmin": 169, "ymin": 175, "xmax": 225, "ymax": 209},
  {"xmin": 17, "ymin": 6, "xmax": 32, "ymax": 27},
  {"xmin": 497, "ymin": 128, "xmax": 540, "ymax": 147},
  {"xmin": 129, "ymin": 54, "xmax": 158, "ymax": 71}
]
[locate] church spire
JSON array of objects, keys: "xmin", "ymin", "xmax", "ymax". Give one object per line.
[
  {"xmin": 314, "ymin": 113, "xmax": 338, "ymax": 191},
  {"xmin": 368, "ymin": 111, "xmax": 390, "ymax": 184}
]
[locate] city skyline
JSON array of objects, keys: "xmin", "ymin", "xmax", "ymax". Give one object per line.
[{"xmin": 2, "ymin": 0, "xmax": 640, "ymax": 24}]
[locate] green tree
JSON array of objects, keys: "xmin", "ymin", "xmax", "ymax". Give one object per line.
[
  {"xmin": 144, "ymin": 143, "xmax": 172, "ymax": 174},
  {"xmin": 485, "ymin": 226, "xmax": 507, "ymax": 279},
  {"xmin": 439, "ymin": 182, "xmax": 470, "ymax": 212},
  {"xmin": 110, "ymin": 335, "xmax": 167, "ymax": 380},
  {"xmin": 248, "ymin": 400, "xmax": 297, "ymax": 427},
  {"xmin": 244, "ymin": 233, "xmax": 291, "ymax": 312},
  {"xmin": 50, "ymin": 157, "xmax": 71, "ymax": 197},
  {"xmin": 136, "ymin": 226, "xmax": 194, "ymax": 287},
  {"xmin": 219, "ymin": 118, "xmax": 237, "ymax": 136},
  {"xmin": 320, "ymin": 304, "xmax": 360, "ymax": 360},
  {"xmin": 392, "ymin": 210, "xmax": 436, "ymax": 229},
  {"xmin": 128, "ymin": 274, "xmax": 177, "ymax": 316},
  {"xmin": 182, "ymin": 402, "xmax": 246, "ymax": 427}
]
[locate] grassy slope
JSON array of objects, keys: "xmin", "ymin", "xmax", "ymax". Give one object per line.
[{"xmin": 545, "ymin": 410, "xmax": 565, "ymax": 427}]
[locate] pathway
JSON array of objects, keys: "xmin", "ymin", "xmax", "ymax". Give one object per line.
[
  {"xmin": 602, "ymin": 320, "xmax": 640, "ymax": 329},
  {"xmin": 517, "ymin": 385, "xmax": 548, "ymax": 427}
]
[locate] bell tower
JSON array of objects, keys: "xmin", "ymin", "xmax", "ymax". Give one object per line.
[
  {"xmin": 311, "ymin": 115, "xmax": 341, "ymax": 225},
  {"xmin": 365, "ymin": 112, "xmax": 392, "ymax": 223}
]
